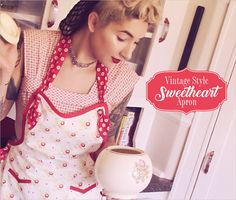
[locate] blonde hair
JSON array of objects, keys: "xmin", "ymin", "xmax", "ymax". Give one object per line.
[{"xmin": 93, "ymin": 0, "xmax": 163, "ymax": 26}]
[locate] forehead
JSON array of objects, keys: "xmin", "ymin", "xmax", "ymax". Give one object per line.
[{"xmin": 105, "ymin": 18, "xmax": 148, "ymax": 39}]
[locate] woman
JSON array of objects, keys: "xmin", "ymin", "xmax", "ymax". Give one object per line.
[{"xmin": 0, "ymin": 0, "xmax": 162, "ymax": 199}]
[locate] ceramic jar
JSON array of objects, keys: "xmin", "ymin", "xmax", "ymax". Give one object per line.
[{"xmin": 95, "ymin": 146, "xmax": 153, "ymax": 199}]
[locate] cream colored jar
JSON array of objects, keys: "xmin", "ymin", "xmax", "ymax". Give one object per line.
[{"xmin": 95, "ymin": 146, "xmax": 153, "ymax": 199}]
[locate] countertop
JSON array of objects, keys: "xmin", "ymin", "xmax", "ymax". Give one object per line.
[{"xmin": 142, "ymin": 174, "xmax": 173, "ymax": 192}]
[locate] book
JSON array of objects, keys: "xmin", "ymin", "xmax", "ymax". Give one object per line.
[{"xmin": 116, "ymin": 110, "xmax": 135, "ymax": 146}]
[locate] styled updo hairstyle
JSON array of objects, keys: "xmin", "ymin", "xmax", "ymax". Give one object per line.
[
  {"xmin": 94, "ymin": 0, "xmax": 163, "ymax": 26},
  {"xmin": 60, "ymin": 0, "xmax": 163, "ymax": 36}
]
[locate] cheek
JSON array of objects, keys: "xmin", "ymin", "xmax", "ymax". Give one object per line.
[
  {"xmin": 91, "ymin": 33, "xmax": 117, "ymax": 61},
  {"xmin": 100, "ymin": 34, "xmax": 117, "ymax": 54}
]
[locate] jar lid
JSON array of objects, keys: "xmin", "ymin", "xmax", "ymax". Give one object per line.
[{"xmin": 0, "ymin": 12, "xmax": 20, "ymax": 44}]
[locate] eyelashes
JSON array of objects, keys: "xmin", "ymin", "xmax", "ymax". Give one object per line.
[
  {"xmin": 117, "ymin": 36, "xmax": 125, "ymax": 42},
  {"xmin": 117, "ymin": 36, "xmax": 140, "ymax": 45}
]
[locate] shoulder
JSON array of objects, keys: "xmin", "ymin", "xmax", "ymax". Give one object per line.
[
  {"xmin": 107, "ymin": 61, "xmax": 140, "ymax": 108},
  {"xmin": 23, "ymin": 29, "xmax": 60, "ymax": 38},
  {"xmin": 22, "ymin": 29, "xmax": 61, "ymax": 82},
  {"xmin": 23, "ymin": 29, "xmax": 61, "ymax": 47},
  {"xmin": 109, "ymin": 61, "xmax": 139, "ymax": 84},
  {"xmin": 23, "ymin": 29, "xmax": 61, "ymax": 62}
]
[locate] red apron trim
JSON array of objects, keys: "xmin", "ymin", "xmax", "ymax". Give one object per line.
[
  {"xmin": 8, "ymin": 168, "xmax": 32, "ymax": 183},
  {"xmin": 97, "ymin": 108, "xmax": 109, "ymax": 144},
  {"xmin": 9, "ymin": 92, "xmax": 109, "ymax": 146},
  {"xmin": 70, "ymin": 183, "xmax": 96, "ymax": 194}
]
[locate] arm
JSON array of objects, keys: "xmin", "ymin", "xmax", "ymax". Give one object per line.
[
  {"xmin": 0, "ymin": 33, "xmax": 24, "ymax": 121},
  {"xmin": 94, "ymin": 92, "xmax": 133, "ymax": 158}
]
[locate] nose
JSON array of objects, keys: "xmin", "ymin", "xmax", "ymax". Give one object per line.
[{"xmin": 120, "ymin": 44, "xmax": 136, "ymax": 61}]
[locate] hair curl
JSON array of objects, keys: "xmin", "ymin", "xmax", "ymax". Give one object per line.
[{"xmin": 94, "ymin": 0, "xmax": 163, "ymax": 26}]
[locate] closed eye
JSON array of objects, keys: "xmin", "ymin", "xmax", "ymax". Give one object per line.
[
  {"xmin": 118, "ymin": 36, "xmax": 140, "ymax": 45},
  {"xmin": 117, "ymin": 36, "xmax": 126, "ymax": 42}
]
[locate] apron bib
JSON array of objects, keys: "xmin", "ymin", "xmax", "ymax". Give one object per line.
[{"xmin": 0, "ymin": 36, "xmax": 109, "ymax": 200}]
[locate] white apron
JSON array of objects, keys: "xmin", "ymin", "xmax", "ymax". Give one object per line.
[{"xmin": 0, "ymin": 36, "xmax": 110, "ymax": 200}]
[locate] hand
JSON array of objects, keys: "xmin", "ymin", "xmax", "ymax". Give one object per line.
[{"xmin": 0, "ymin": 37, "xmax": 18, "ymax": 81}]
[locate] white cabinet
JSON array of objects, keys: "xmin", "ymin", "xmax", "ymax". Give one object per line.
[
  {"xmin": 191, "ymin": 60, "xmax": 236, "ymax": 199},
  {"xmin": 169, "ymin": 1, "xmax": 236, "ymax": 199},
  {"xmin": 190, "ymin": 2, "xmax": 236, "ymax": 199}
]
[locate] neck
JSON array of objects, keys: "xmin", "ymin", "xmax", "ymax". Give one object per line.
[{"xmin": 71, "ymin": 28, "xmax": 95, "ymax": 64}]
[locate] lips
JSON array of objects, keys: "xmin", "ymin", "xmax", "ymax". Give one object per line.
[{"xmin": 112, "ymin": 57, "xmax": 121, "ymax": 64}]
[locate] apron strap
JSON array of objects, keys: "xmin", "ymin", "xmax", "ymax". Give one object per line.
[
  {"xmin": 40, "ymin": 36, "xmax": 72, "ymax": 92},
  {"xmin": 96, "ymin": 62, "xmax": 108, "ymax": 103},
  {"xmin": 95, "ymin": 62, "xmax": 109, "ymax": 142}
]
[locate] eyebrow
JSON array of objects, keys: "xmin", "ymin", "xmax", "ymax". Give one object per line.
[{"xmin": 119, "ymin": 30, "xmax": 134, "ymax": 38}]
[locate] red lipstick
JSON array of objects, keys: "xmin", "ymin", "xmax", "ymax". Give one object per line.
[{"xmin": 112, "ymin": 57, "xmax": 121, "ymax": 64}]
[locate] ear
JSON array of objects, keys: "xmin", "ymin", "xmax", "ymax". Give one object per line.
[{"xmin": 87, "ymin": 12, "xmax": 100, "ymax": 32}]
